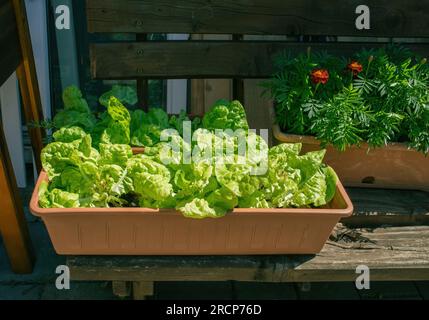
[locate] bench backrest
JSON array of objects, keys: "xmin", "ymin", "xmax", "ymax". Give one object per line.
[{"xmin": 86, "ymin": 0, "xmax": 429, "ymax": 108}]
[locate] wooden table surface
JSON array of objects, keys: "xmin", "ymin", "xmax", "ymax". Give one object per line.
[{"xmin": 67, "ymin": 225, "xmax": 429, "ymax": 283}]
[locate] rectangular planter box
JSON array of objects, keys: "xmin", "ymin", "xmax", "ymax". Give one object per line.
[
  {"xmin": 270, "ymin": 106, "xmax": 429, "ymax": 192},
  {"xmin": 30, "ymin": 172, "xmax": 353, "ymax": 256}
]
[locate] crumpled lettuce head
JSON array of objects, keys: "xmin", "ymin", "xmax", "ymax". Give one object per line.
[
  {"xmin": 130, "ymin": 108, "xmax": 170, "ymax": 147},
  {"xmin": 202, "ymin": 100, "xmax": 249, "ymax": 131}
]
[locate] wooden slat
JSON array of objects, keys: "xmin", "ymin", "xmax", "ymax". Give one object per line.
[
  {"xmin": 69, "ymin": 255, "xmax": 275, "ymax": 282},
  {"xmin": 0, "ymin": 0, "xmax": 21, "ymax": 85},
  {"xmin": 0, "ymin": 120, "xmax": 34, "ymax": 274},
  {"xmin": 190, "ymin": 34, "xmax": 233, "ymax": 115},
  {"xmin": 136, "ymin": 33, "xmax": 149, "ymax": 111},
  {"xmin": 232, "ymin": 34, "xmax": 244, "ymax": 102},
  {"xmin": 13, "ymin": 0, "xmax": 45, "ymax": 172},
  {"xmin": 90, "ymin": 41, "xmax": 429, "ymax": 79},
  {"xmin": 285, "ymin": 227, "xmax": 429, "ymax": 282},
  {"xmin": 343, "ymin": 188, "xmax": 429, "ymax": 227},
  {"xmin": 67, "ymin": 226, "xmax": 429, "ymax": 283},
  {"xmin": 87, "ymin": 0, "xmax": 429, "ymax": 37}
]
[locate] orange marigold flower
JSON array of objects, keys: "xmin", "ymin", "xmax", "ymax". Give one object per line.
[
  {"xmin": 310, "ymin": 69, "xmax": 330, "ymax": 85},
  {"xmin": 347, "ymin": 61, "xmax": 363, "ymax": 76}
]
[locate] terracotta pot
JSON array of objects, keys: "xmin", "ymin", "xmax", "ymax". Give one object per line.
[
  {"xmin": 30, "ymin": 172, "xmax": 353, "ymax": 255},
  {"xmin": 270, "ymin": 107, "xmax": 429, "ymax": 192}
]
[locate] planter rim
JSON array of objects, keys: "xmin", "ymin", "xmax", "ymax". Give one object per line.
[{"xmin": 30, "ymin": 171, "xmax": 354, "ymax": 218}]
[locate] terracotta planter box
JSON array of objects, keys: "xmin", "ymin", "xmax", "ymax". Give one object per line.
[
  {"xmin": 270, "ymin": 107, "xmax": 429, "ymax": 192},
  {"xmin": 30, "ymin": 172, "xmax": 353, "ymax": 256}
]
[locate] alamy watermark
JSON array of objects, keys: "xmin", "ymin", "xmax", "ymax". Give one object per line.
[
  {"xmin": 157, "ymin": 123, "xmax": 270, "ymax": 176},
  {"xmin": 55, "ymin": 265, "xmax": 70, "ymax": 290},
  {"xmin": 355, "ymin": 5, "xmax": 370, "ymax": 30},
  {"xmin": 355, "ymin": 265, "xmax": 370, "ymax": 290},
  {"xmin": 54, "ymin": 4, "xmax": 371, "ymax": 31}
]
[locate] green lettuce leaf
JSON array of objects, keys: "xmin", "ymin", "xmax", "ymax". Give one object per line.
[
  {"xmin": 99, "ymin": 143, "xmax": 133, "ymax": 167},
  {"xmin": 178, "ymin": 198, "xmax": 227, "ymax": 219},
  {"xmin": 130, "ymin": 108, "xmax": 170, "ymax": 147},
  {"xmin": 99, "ymin": 85, "xmax": 137, "ymax": 108},
  {"xmin": 173, "ymin": 161, "xmax": 213, "ymax": 198},
  {"xmin": 324, "ymin": 166, "xmax": 339, "ymax": 204},
  {"xmin": 127, "ymin": 155, "xmax": 173, "ymax": 201},
  {"xmin": 202, "ymin": 100, "xmax": 249, "ymax": 131},
  {"xmin": 53, "ymin": 86, "xmax": 96, "ymax": 132},
  {"xmin": 169, "ymin": 110, "xmax": 191, "ymax": 135},
  {"xmin": 53, "ymin": 126, "xmax": 87, "ymax": 143},
  {"xmin": 100, "ymin": 97, "xmax": 131, "ymax": 145},
  {"xmin": 39, "ymin": 185, "xmax": 80, "ymax": 209},
  {"xmin": 214, "ymin": 156, "xmax": 260, "ymax": 197},
  {"xmin": 238, "ymin": 191, "xmax": 271, "ymax": 209},
  {"xmin": 206, "ymin": 187, "xmax": 238, "ymax": 213},
  {"xmin": 62, "ymin": 86, "xmax": 91, "ymax": 113}
]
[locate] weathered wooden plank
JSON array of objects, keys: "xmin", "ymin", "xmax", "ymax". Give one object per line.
[
  {"xmin": 68, "ymin": 255, "xmax": 283, "ymax": 282},
  {"xmin": 0, "ymin": 120, "xmax": 35, "ymax": 274},
  {"xmin": 136, "ymin": 33, "xmax": 149, "ymax": 111},
  {"xmin": 90, "ymin": 41, "xmax": 429, "ymax": 79},
  {"xmin": 67, "ymin": 226, "xmax": 429, "ymax": 283},
  {"xmin": 189, "ymin": 34, "xmax": 233, "ymax": 115},
  {"xmin": 284, "ymin": 226, "xmax": 429, "ymax": 282},
  {"xmin": 13, "ymin": 0, "xmax": 45, "ymax": 172},
  {"xmin": 87, "ymin": 0, "xmax": 429, "ymax": 37},
  {"xmin": 133, "ymin": 281, "xmax": 154, "ymax": 300},
  {"xmin": 0, "ymin": 0, "xmax": 21, "ymax": 85},
  {"xmin": 342, "ymin": 188, "xmax": 429, "ymax": 227}
]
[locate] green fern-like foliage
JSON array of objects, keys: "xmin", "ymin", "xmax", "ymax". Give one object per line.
[{"xmin": 264, "ymin": 45, "xmax": 429, "ymax": 154}]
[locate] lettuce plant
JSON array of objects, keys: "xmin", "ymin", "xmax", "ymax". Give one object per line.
[
  {"xmin": 40, "ymin": 91, "xmax": 339, "ymax": 219},
  {"xmin": 53, "ymin": 86, "xmax": 97, "ymax": 132}
]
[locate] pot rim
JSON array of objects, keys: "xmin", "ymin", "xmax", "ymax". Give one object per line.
[{"xmin": 30, "ymin": 171, "xmax": 354, "ymax": 218}]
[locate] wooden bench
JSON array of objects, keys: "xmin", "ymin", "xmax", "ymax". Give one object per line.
[
  {"xmin": 68, "ymin": 225, "xmax": 429, "ymax": 300},
  {"xmin": 72, "ymin": 0, "xmax": 429, "ymax": 297},
  {"xmin": 67, "ymin": 187, "xmax": 429, "ymax": 299}
]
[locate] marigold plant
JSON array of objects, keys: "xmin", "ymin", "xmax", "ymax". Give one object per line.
[{"xmin": 263, "ymin": 45, "xmax": 429, "ymax": 153}]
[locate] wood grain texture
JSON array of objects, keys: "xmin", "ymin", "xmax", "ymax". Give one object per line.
[
  {"xmin": 189, "ymin": 34, "xmax": 233, "ymax": 115},
  {"xmin": 343, "ymin": 188, "xmax": 429, "ymax": 227},
  {"xmin": 67, "ymin": 226, "xmax": 429, "ymax": 283},
  {"xmin": 87, "ymin": 0, "xmax": 429, "ymax": 37},
  {"xmin": 13, "ymin": 0, "xmax": 44, "ymax": 172},
  {"xmin": 285, "ymin": 227, "xmax": 429, "ymax": 282},
  {"xmin": 90, "ymin": 41, "xmax": 429, "ymax": 79},
  {"xmin": 0, "ymin": 121, "xmax": 34, "ymax": 274},
  {"xmin": 0, "ymin": 0, "xmax": 21, "ymax": 85}
]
